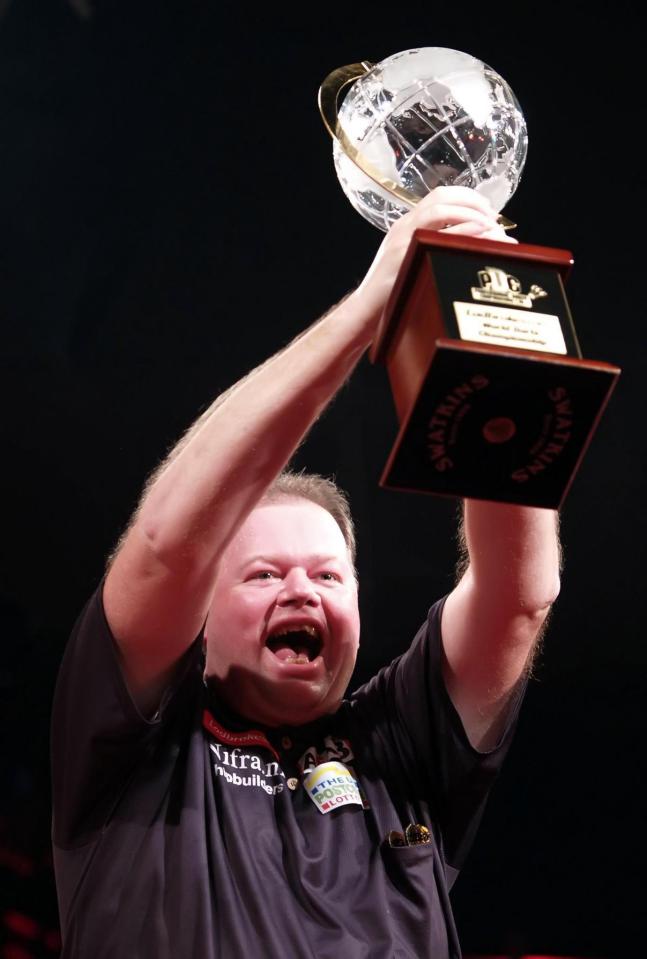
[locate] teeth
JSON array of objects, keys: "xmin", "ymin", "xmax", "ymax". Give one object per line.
[
  {"xmin": 273, "ymin": 625, "xmax": 318, "ymax": 638},
  {"xmin": 285, "ymin": 654, "xmax": 310, "ymax": 664}
]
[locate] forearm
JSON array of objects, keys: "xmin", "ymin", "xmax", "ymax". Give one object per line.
[{"xmin": 134, "ymin": 290, "xmax": 376, "ymax": 572}]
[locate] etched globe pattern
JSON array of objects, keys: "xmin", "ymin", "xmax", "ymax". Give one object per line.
[{"xmin": 333, "ymin": 48, "xmax": 528, "ymax": 232}]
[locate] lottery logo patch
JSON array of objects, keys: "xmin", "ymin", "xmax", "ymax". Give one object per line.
[{"xmin": 303, "ymin": 761, "xmax": 364, "ymax": 814}]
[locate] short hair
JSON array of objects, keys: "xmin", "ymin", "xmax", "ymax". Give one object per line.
[{"xmin": 261, "ymin": 470, "xmax": 356, "ymax": 565}]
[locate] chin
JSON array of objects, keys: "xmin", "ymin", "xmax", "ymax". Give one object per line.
[
  {"xmin": 249, "ymin": 687, "xmax": 341, "ymax": 728},
  {"xmin": 210, "ymin": 665, "xmax": 346, "ymax": 728}
]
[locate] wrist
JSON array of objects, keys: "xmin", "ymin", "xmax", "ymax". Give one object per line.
[{"xmin": 342, "ymin": 284, "xmax": 386, "ymax": 343}]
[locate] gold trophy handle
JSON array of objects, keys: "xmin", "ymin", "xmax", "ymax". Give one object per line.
[
  {"xmin": 318, "ymin": 62, "xmax": 374, "ymax": 140},
  {"xmin": 317, "ymin": 61, "xmax": 516, "ymax": 231}
]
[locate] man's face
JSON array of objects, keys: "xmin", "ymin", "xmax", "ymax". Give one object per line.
[{"xmin": 204, "ymin": 498, "xmax": 360, "ymax": 727}]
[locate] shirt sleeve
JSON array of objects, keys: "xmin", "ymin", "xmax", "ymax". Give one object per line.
[
  {"xmin": 50, "ymin": 583, "xmax": 203, "ymax": 849},
  {"xmin": 348, "ymin": 595, "xmax": 527, "ymax": 872}
]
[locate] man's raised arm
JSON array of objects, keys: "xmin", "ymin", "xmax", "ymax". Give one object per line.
[
  {"xmin": 441, "ymin": 501, "xmax": 561, "ymax": 751},
  {"xmin": 103, "ymin": 188, "xmax": 507, "ymax": 712}
]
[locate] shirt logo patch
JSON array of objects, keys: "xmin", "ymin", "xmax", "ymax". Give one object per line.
[
  {"xmin": 208, "ymin": 742, "xmax": 286, "ymax": 796},
  {"xmin": 202, "ymin": 709, "xmax": 280, "ymax": 761},
  {"xmin": 304, "ymin": 761, "xmax": 364, "ymax": 814},
  {"xmin": 297, "ymin": 735, "xmax": 354, "ymax": 775}
]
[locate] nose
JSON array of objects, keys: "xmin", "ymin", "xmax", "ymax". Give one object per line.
[{"xmin": 276, "ymin": 568, "xmax": 321, "ymax": 608}]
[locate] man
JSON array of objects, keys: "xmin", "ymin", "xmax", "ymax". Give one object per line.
[{"xmin": 51, "ymin": 187, "xmax": 561, "ymax": 957}]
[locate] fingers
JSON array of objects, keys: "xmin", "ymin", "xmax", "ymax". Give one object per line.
[
  {"xmin": 482, "ymin": 231, "xmax": 519, "ymax": 244},
  {"xmin": 407, "ymin": 186, "xmax": 505, "ymax": 236},
  {"xmin": 440, "ymin": 220, "xmax": 518, "ymax": 243},
  {"xmin": 357, "ymin": 186, "xmax": 517, "ymax": 322},
  {"xmin": 434, "ymin": 207, "xmax": 499, "ymax": 232},
  {"xmin": 439, "ymin": 219, "xmax": 498, "ymax": 236},
  {"xmin": 423, "ymin": 185, "xmax": 498, "ymax": 218}
]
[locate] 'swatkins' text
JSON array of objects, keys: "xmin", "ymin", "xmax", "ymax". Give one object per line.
[
  {"xmin": 511, "ymin": 386, "xmax": 573, "ymax": 482},
  {"xmin": 426, "ymin": 374, "xmax": 490, "ymax": 471}
]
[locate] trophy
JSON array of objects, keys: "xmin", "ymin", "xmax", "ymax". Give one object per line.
[{"xmin": 319, "ymin": 48, "xmax": 620, "ymax": 508}]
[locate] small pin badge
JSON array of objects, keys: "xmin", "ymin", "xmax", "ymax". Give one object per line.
[{"xmin": 386, "ymin": 823, "xmax": 432, "ymax": 847}]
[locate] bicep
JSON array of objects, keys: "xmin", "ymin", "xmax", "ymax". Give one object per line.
[{"xmin": 103, "ymin": 524, "xmax": 214, "ymax": 714}]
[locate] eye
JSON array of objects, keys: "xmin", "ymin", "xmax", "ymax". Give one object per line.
[
  {"xmin": 317, "ymin": 571, "xmax": 341, "ymax": 583},
  {"xmin": 250, "ymin": 570, "xmax": 279, "ymax": 581}
]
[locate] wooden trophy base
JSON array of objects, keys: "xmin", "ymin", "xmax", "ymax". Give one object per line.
[{"xmin": 370, "ymin": 231, "xmax": 620, "ymax": 508}]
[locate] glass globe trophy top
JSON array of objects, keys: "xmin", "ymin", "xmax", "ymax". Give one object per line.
[
  {"xmin": 317, "ymin": 48, "xmax": 620, "ymax": 510},
  {"xmin": 318, "ymin": 47, "xmax": 528, "ymax": 233}
]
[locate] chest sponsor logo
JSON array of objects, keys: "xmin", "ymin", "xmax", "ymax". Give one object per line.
[
  {"xmin": 304, "ymin": 761, "xmax": 364, "ymax": 814},
  {"xmin": 297, "ymin": 735, "xmax": 354, "ymax": 775},
  {"xmin": 208, "ymin": 742, "xmax": 286, "ymax": 795}
]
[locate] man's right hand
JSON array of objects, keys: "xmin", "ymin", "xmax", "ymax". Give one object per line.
[{"xmin": 351, "ymin": 186, "xmax": 511, "ymax": 323}]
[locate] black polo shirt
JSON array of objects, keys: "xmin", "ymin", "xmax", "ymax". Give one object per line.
[{"xmin": 51, "ymin": 587, "xmax": 524, "ymax": 958}]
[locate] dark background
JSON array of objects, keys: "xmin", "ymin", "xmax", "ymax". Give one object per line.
[{"xmin": 0, "ymin": 2, "xmax": 644, "ymax": 957}]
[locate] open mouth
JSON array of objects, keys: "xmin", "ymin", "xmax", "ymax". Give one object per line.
[{"xmin": 265, "ymin": 625, "xmax": 323, "ymax": 665}]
